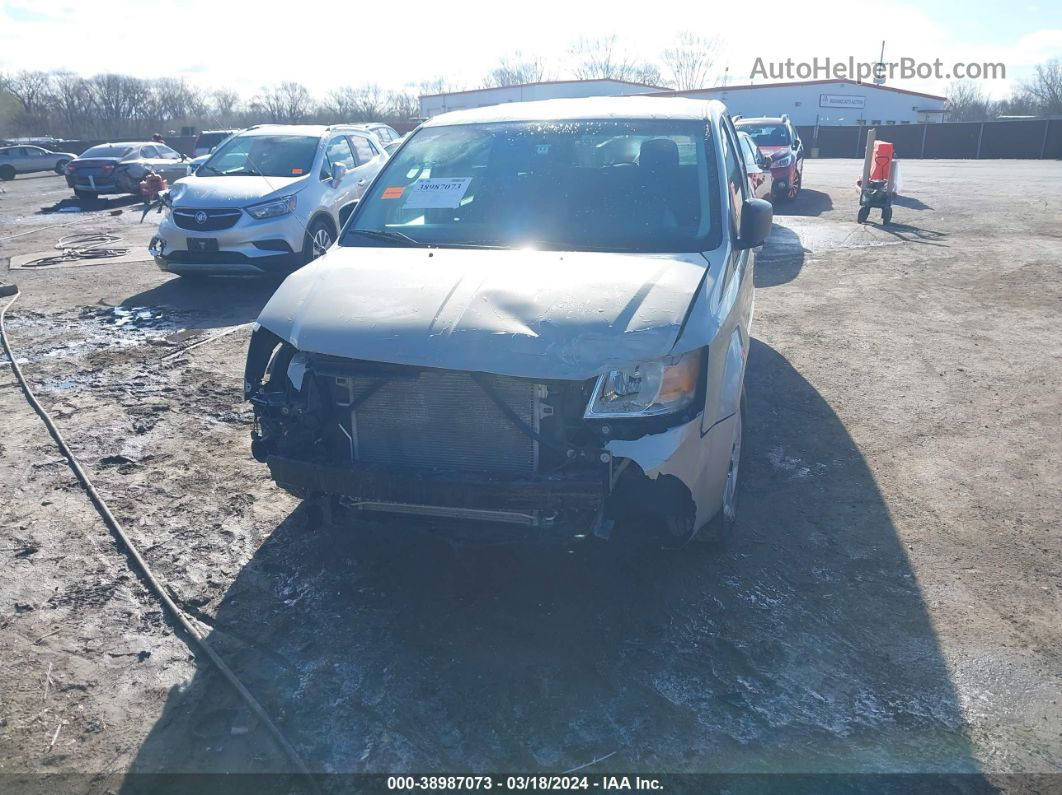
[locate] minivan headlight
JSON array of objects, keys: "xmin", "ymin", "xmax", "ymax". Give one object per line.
[
  {"xmin": 584, "ymin": 351, "xmax": 701, "ymax": 418},
  {"xmin": 246, "ymin": 194, "xmax": 297, "ymax": 219}
]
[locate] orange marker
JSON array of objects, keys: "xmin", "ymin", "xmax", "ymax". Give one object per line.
[{"xmin": 382, "ymin": 186, "xmax": 404, "ymax": 199}]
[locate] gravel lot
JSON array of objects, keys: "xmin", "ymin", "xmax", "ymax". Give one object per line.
[{"xmin": 0, "ymin": 161, "xmax": 1059, "ymax": 793}]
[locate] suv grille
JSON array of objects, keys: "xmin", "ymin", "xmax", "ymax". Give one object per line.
[
  {"xmin": 173, "ymin": 208, "xmax": 242, "ymax": 231},
  {"xmin": 340, "ymin": 370, "xmax": 539, "ymax": 476}
]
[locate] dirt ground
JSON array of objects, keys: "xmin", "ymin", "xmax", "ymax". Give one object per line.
[{"xmin": 0, "ymin": 162, "xmax": 1059, "ymax": 793}]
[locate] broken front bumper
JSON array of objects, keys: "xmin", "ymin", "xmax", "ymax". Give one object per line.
[{"xmin": 266, "ymin": 455, "xmax": 609, "ymax": 542}]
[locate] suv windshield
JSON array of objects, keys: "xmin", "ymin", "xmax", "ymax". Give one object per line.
[
  {"xmin": 341, "ymin": 119, "xmax": 719, "ymax": 253},
  {"xmin": 736, "ymin": 123, "xmax": 790, "ymax": 147},
  {"xmin": 200, "ymin": 134, "xmax": 318, "ymax": 177},
  {"xmin": 81, "ymin": 144, "xmax": 134, "ymax": 159}
]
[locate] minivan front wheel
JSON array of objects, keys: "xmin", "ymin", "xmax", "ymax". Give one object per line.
[
  {"xmin": 695, "ymin": 388, "xmax": 746, "ymax": 542},
  {"xmin": 303, "ymin": 218, "xmax": 334, "ymax": 264}
]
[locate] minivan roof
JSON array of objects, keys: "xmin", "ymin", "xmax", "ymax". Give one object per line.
[{"xmin": 423, "ymin": 96, "xmax": 725, "ymax": 128}]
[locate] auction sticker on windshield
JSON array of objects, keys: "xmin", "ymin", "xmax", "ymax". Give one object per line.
[{"xmin": 404, "ymin": 178, "xmax": 472, "ymax": 209}]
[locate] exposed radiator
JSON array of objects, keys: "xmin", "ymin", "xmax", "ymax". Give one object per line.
[{"xmin": 337, "ymin": 369, "xmax": 539, "ymax": 475}]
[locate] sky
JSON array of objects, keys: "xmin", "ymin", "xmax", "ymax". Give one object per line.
[{"xmin": 1, "ymin": 0, "xmax": 1060, "ymax": 101}]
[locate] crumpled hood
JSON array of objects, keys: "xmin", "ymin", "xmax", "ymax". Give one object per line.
[
  {"xmin": 168, "ymin": 174, "xmax": 306, "ymax": 208},
  {"xmin": 257, "ymin": 246, "xmax": 712, "ymax": 380}
]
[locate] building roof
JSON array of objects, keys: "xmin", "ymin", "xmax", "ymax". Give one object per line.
[
  {"xmin": 423, "ymin": 96, "xmax": 725, "ymax": 127},
  {"xmin": 649, "ymin": 79, "xmax": 946, "ymax": 102},
  {"xmin": 419, "ymin": 77, "xmax": 669, "ymax": 100}
]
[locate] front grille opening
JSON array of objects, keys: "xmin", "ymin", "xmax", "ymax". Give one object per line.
[
  {"xmin": 334, "ymin": 369, "xmax": 540, "ymax": 476},
  {"xmin": 173, "ymin": 208, "xmax": 242, "ymax": 231}
]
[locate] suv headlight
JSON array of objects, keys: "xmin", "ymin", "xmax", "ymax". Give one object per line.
[
  {"xmin": 584, "ymin": 350, "xmax": 701, "ymax": 418},
  {"xmin": 246, "ymin": 194, "xmax": 297, "ymax": 219},
  {"xmin": 771, "ymin": 152, "xmax": 795, "ymax": 168}
]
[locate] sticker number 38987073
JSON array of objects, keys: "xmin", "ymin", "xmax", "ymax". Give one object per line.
[{"xmin": 403, "ymin": 178, "xmax": 472, "ymax": 209}]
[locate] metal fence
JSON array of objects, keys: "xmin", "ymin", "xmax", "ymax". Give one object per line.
[{"xmin": 795, "ymin": 118, "xmax": 1062, "ymax": 159}]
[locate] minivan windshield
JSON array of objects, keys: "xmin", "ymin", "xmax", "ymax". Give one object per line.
[
  {"xmin": 81, "ymin": 144, "xmax": 135, "ymax": 159},
  {"xmin": 341, "ymin": 119, "xmax": 719, "ymax": 253},
  {"xmin": 736, "ymin": 123, "xmax": 790, "ymax": 147},
  {"xmin": 200, "ymin": 134, "xmax": 318, "ymax": 177}
]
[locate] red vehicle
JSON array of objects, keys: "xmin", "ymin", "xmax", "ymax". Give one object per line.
[{"xmin": 735, "ymin": 115, "xmax": 804, "ymax": 201}]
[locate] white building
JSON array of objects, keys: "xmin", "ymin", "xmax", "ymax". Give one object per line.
[
  {"xmin": 654, "ymin": 79, "xmax": 946, "ymax": 125},
  {"xmin": 419, "ymin": 78, "xmax": 946, "ymax": 126},
  {"xmin": 418, "ymin": 78, "xmax": 665, "ymax": 119}
]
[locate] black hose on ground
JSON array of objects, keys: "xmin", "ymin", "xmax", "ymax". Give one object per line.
[{"xmin": 0, "ymin": 288, "xmax": 319, "ymax": 793}]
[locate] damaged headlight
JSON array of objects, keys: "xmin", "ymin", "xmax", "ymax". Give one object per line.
[
  {"xmin": 246, "ymin": 194, "xmax": 297, "ymax": 219},
  {"xmin": 584, "ymin": 350, "xmax": 701, "ymax": 418}
]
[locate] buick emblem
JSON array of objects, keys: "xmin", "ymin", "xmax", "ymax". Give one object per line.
[{"xmin": 194, "ymin": 211, "xmax": 207, "ymax": 225}]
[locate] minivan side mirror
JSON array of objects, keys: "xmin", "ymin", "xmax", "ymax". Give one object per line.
[
  {"xmin": 735, "ymin": 198, "xmax": 773, "ymax": 249},
  {"xmin": 331, "ymin": 162, "xmax": 347, "ymax": 183},
  {"xmin": 792, "ymin": 140, "xmax": 800, "ymax": 150}
]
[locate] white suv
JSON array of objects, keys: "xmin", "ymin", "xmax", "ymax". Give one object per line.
[{"xmin": 151, "ymin": 124, "xmax": 386, "ymax": 278}]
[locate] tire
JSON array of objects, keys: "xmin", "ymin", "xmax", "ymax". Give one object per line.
[
  {"xmin": 694, "ymin": 388, "xmax": 746, "ymax": 543},
  {"xmin": 0, "ymin": 165, "xmax": 15, "ymax": 181},
  {"xmin": 881, "ymin": 206, "xmax": 893, "ymax": 225},
  {"xmin": 302, "ymin": 217, "xmax": 334, "ymax": 265},
  {"xmin": 857, "ymin": 205, "xmax": 870, "ymax": 224},
  {"xmin": 54, "ymin": 160, "xmax": 70, "ymax": 175},
  {"xmin": 74, "ymin": 189, "xmax": 98, "ymax": 201}
]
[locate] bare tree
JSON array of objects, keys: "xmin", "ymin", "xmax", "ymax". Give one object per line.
[
  {"xmin": 946, "ymin": 80, "xmax": 991, "ymax": 121},
  {"xmin": 483, "ymin": 52, "xmax": 547, "ymax": 87},
  {"xmin": 253, "ymin": 82, "xmax": 312, "ymax": 123},
  {"xmin": 6, "ymin": 70, "xmax": 52, "ymax": 115},
  {"xmin": 662, "ymin": 32, "xmax": 719, "ymax": 90},
  {"xmin": 569, "ymin": 36, "xmax": 664, "ymax": 86},
  {"xmin": 1020, "ymin": 59, "xmax": 1062, "ymax": 116},
  {"xmin": 386, "ymin": 90, "xmax": 418, "ymax": 121},
  {"xmin": 994, "ymin": 90, "xmax": 1037, "ymax": 116},
  {"xmin": 211, "ymin": 88, "xmax": 241, "ymax": 121},
  {"xmin": 416, "ymin": 76, "xmax": 463, "ymax": 96},
  {"xmin": 49, "ymin": 71, "xmax": 93, "ymax": 137}
]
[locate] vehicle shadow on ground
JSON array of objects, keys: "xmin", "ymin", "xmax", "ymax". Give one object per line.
[
  {"xmin": 117, "ymin": 340, "xmax": 990, "ymax": 794},
  {"xmin": 772, "ymin": 188, "xmax": 833, "ymax": 218},
  {"xmin": 38, "ymin": 193, "xmax": 143, "ymax": 215},
  {"xmin": 121, "ymin": 276, "xmax": 284, "ymax": 329},
  {"xmin": 755, "ymin": 224, "xmax": 807, "ymax": 287}
]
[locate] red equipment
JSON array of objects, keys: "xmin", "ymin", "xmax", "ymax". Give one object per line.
[
  {"xmin": 869, "ymin": 140, "xmax": 894, "ymax": 183},
  {"xmin": 139, "ymin": 172, "xmax": 167, "ymax": 202}
]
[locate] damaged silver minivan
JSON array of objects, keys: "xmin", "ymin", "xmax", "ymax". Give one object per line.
[{"xmin": 244, "ymin": 97, "xmax": 772, "ymax": 546}]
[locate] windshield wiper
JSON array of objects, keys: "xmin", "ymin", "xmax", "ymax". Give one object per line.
[
  {"xmin": 346, "ymin": 228, "xmax": 426, "ymax": 247},
  {"xmin": 198, "ymin": 164, "xmax": 222, "ymax": 176}
]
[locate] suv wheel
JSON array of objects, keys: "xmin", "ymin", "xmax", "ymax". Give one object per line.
[{"xmin": 303, "ymin": 218, "xmax": 334, "ymax": 264}]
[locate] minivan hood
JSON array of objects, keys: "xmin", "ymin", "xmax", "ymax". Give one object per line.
[
  {"xmin": 169, "ymin": 174, "xmax": 306, "ymax": 207},
  {"xmin": 257, "ymin": 247, "xmax": 712, "ymax": 380}
]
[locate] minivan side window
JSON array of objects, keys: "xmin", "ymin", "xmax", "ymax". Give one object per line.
[{"xmin": 720, "ymin": 119, "xmax": 747, "ymax": 231}]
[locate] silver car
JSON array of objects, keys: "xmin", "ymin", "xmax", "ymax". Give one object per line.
[
  {"xmin": 244, "ymin": 97, "xmax": 773, "ymax": 547},
  {"xmin": 151, "ymin": 124, "xmax": 387, "ymax": 278},
  {"xmin": 0, "ymin": 145, "xmax": 77, "ymax": 180},
  {"xmin": 64, "ymin": 142, "xmax": 194, "ymax": 200}
]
